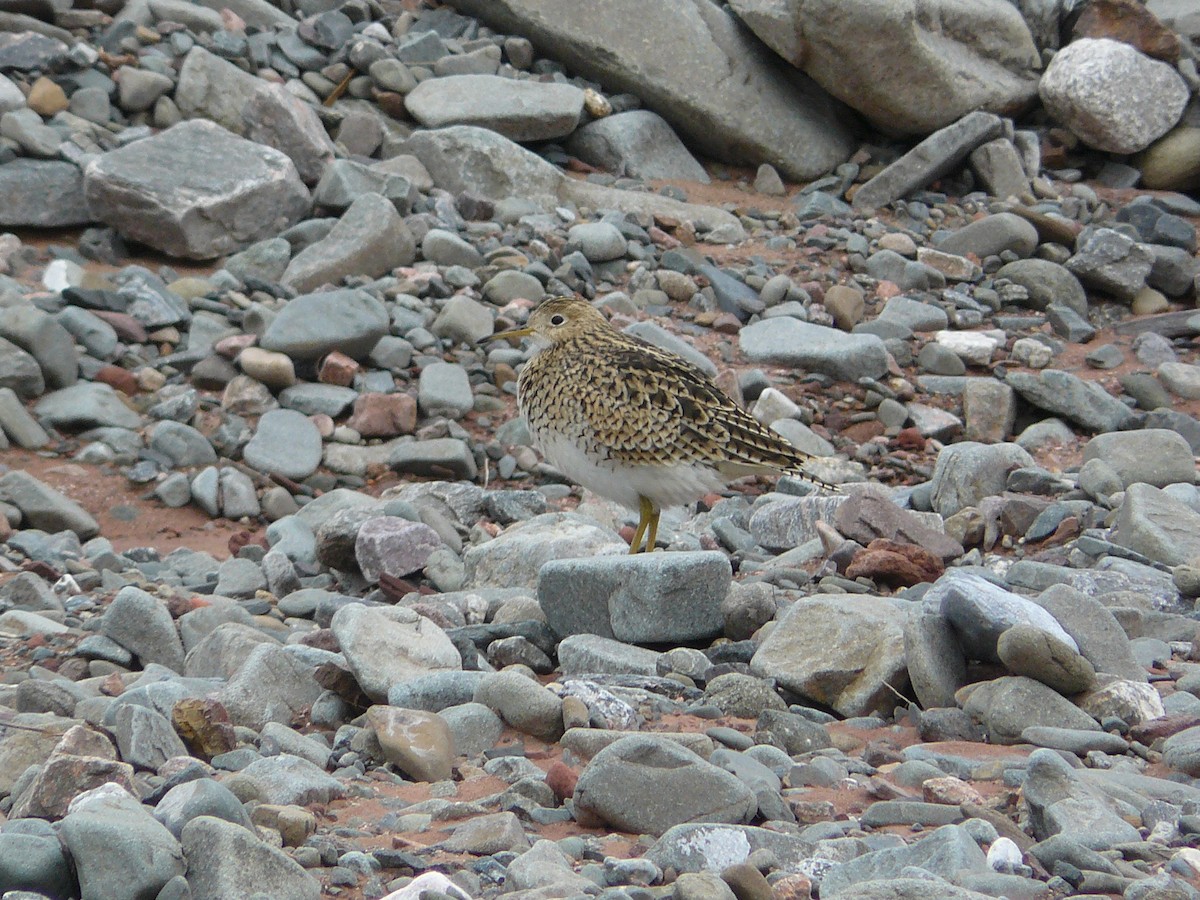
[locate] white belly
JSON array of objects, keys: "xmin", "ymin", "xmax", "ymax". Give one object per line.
[{"xmin": 537, "ymin": 432, "xmax": 727, "ymax": 512}]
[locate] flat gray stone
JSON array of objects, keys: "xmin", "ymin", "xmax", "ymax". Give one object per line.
[
  {"xmin": 1022, "ymin": 747, "xmax": 1141, "ymax": 847},
  {"xmin": 963, "ymin": 676, "xmax": 1100, "ymax": 744},
  {"xmin": 1082, "ymin": 428, "xmax": 1195, "ymax": 489},
  {"xmin": 538, "ymin": 551, "xmax": 729, "ymax": 643},
  {"xmin": 0, "ymin": 304, "xmax": 77, "ymax": 390},
  {"xmin": 1005, "ymin": 369, "xmax": 1134, "ymax": 433},
  {"xmin": 405, "ymin": 73, "xmax": 584, "ymax": 141},
  {"xmin": 260, "ymin": 288, "xmax": 389, "ymax": 362},
  {"xmin": 935, "ymin": 212, "xmax": 1038, "ymax": 259},
  {"xmin": 995, "ymin": 258, "xmax": 1088, "ymax": 315},
  {"xmin": 819, "ymin": 824, "xmax": 988, "ymax": 897},
  {"xmin": 84, "ymin": 119, "xmax": 311, "ymax": 259},
  {"xmin": 331, "ymin": 604, "xmax": 461, "ymax": 702},
  {"xmin": 739, "ymin": 317, "xmax": 888, "ymax": 380},
  {"xmin": 389, "ymin": 437, "xmax": 478, "ymax": 480},
  {"xmin": 242, "ymin": 408, "xmax": 322, "ymax": 481},
  {"xmin": 464, "ymin": 512, "xmax": 626, "ymax": 590},
  {"xmin": 148, "ymin": 420, "xmax": 218, "ymax": 467},
  {"xmin": 418, "ymin": 361, "xmax": 474, "ymax": 419},
  {"xmin": 154, "ymin": 778, "xmax": 254, "ymax": 839},
  {"xmin": 1112, "ymin": 482, "xmax": 1200, "ymax": 566},
  {"xmin": 0, "ymin": 336, "xmax": 44, "ymax": 401}
]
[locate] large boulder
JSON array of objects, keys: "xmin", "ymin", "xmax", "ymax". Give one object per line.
[
  {"xmin": 728, "ymin": 0, "xmax": 1041, "ymax": 134},
  {"xmin": 84, "ymin": 120, "xmax": 310, "ymax": 259},
  {"xmin": 443, "ymin": 0, "xmax": 855, "ymax": 179},
  {"xmin": 405, "ymin": 74, "xmax": 584, "ymax": 141}
]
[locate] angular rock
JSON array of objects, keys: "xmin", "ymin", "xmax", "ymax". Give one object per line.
[
  {"xmin": 1111, "ymin": 482, "xmax": 1200, "ymax": 566},
  {"xmin": 0, "ymin": 159, "xmax": 93, "ymax": 227},
  {"xmin": 565, "ymin": 109, "xmax": 710, "ymax": 182},
  {"xmin": 354, "ymin": 517, "xmax": 442, "ymax": 582},
  {"xmin": 331, "ymin": 604, "xmax": 461, "ymax": 702},
  {"xmin": 739, "ymin": 317, "xmax": 888, "ymax": 380},
  {"xmin": 929, "ymin": 442, "xmax": 1035, "ymax": 518},
  {"xmin": 181, "ymin": 815, "xmax": 320, "ymax": 900},
  {"xmin": 1005, "ymin": 369, "xmax": 1134, "ymax": 433},
  {"xmin": 84, "ymin": 120, "xmax": 311, "ymax": 260},
  {"xmin": 260, "ymin": 288, "xmax": 389, "ymax": 362},
  {"xmin": 444, "ymin": 0, "xmax": 855, "ymax": 179},
  {"xmin": 219, "ymin": 643, "xmax": 324, "ymax": 731},
  {"xmin": 730, "ymin": 0, "xmax": 1038, "ymax": 135},
  {"xmin": 750, "ymin": 594, "xmax": 909, "ymax": 717},
  {"xmin": 962, "ymin": 676, "xmax": 1100, "ymax": 743},
  {"xmin": 281, "ymin": 192, "xmax": 416, "ymax": 293},
  {"xmin": 0, "ymin": 470, "xmax": 98, "ymax": 539}
]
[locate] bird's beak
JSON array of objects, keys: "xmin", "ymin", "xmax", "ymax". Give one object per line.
[{"xmin": 479, "ymin": 326, "xmax": 533, "ymax": 345}]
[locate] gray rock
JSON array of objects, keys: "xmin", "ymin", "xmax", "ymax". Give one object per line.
[
  {"xmin": 740, "ymin": 0, "xmax": 1039, "ymax": 134},
  {"xmin": 117, "ymin": 66, "xmax": 173, "ymax": 112},
  {"xmin": 390, "ymin": 438, "xmax": 478, "ymax": 480},
  {"xmin": 1040, "ymin": 38, "xmax": 1189, "ymax": 154},
  {"xmin": 0, "ymin": 470, "xmax": 98, "ymax": 539},
  {"xmin": 1006, "ymin": 369, "xmax": 1134, "ymax": 433},
  {"xmin": 0, "ymin": 820, "xmax": 75, "ymax": 899},
  {"xmin": 175, "ymin": 47, "xmax": 335, "ymax": 184},
  {"xmin": 568, "ymin": 221, "xmax": 627, "ymax": 262},
  {"xmin": 739, "ymin": 317, "xmax": 888, "ymax": 380},
  {"xmin": 0, "ymin": 572, "xmax": 63, "ymax": 613},
  {"xmin": 995, "ymin": 258, "xmax": 1088, "ymax": 315},
  {"xmin": 420, "ymin": 228, "xmax": 484, "ymax": 268},
  {"xmin": 878, "ymin": 296, "xmax": 948, "ymax": 332},
  {"xmin": 0, "ymin": 336, "xmax": 44, "ymax": 400},
  {"xmin": 445, "ymin": 0, "xmax": 854, "ymax": 180},
  {"xmin": 231, "ymin": 755, "xmax": 344, "ymax": 806},
  {"xmin": 1163, "ymin": 724, "xmax": 1200, "ymax": 776},
  {"xmin": 1065, "ymin": 228, "xmax": 1154, "ymax": 301},
  {"xmin": 260, "ymin": 288, "xmax": 389, "ymax": 362},
  {"xmin": 281, "ymin": 192, "xmax": 416, "ymax": 292},
  {"xmin": 747, "ymin": 494, "xmax": 843, "ymax": 550},
  {"xmin": 936, "ymin": 212, "xmax": 1038, "ymax": 259},
  {"xmin": 331, "ymin": 604, "xmax": 461, "ymax": 702},
  {"xmin": 963, "ymin": 676, "xmax": 1100, "ymax": 743},
  {"xmin": 482, "ymin": 269, "xmax": 545, "ymax": 305},
  {"xmin": 406, "ymin": 125, "xmax": 745, "ymax": 238},
  {"xmin": 311, "ymin": 159, "xmax": 415, "ymax": 212},
  {"xmin": 279, "ymin": 383, "xmax": 357, "ymax": 418},
  {"xmin": 557, "ymin": 633, "xmax": 661, "ymax": 676},
  {"xmin": 996, "ymin": 623, "xmax": 1095, "ymax": 694},
  {"xmin": 148, "ymin": 420, "xmax": 218, "ymax": 468},
  {"xmin": 1146, "ymin": 243, "xmax": 1197, "ymax": 297},
  {"xmin": 1032, "ymin": 584, "xmax": 1146, "ymax": 682},
  {"xmin": 0, "ymin": 305, "xmax": 77, "ymax": 390},
  {"xmin": 539, "ymin": 551, "xmax": 729, "ymax": 643},
  {"xmin": 56, "ymin": 307, "xmax": 119, "ymax": 360},
  {"xmin": 506, "ymin": 839, "xmax": 600, "ymax": 896},
  {"xmin": 572, "ymin": 735, "xmax": 755, "ymax": 836},
  {"xmin": 154, "ymin": 778, "xmax": 254, "ymax": 839},
  {"xmin": 851, "ymin": 111, "xmax": 1005, "ymax": 210},
  {"xmin": 646, "ymin": 823, "xmax": 813, "ymax": 875},
  {"xmin": 418, "ymin": 362, "xmax": 474, "ymax": 419},
  {"xmin": 101, "ymin": 586, "xmax": 186, "ymax": 672},
  {"xmin": 464, "ymin": 512, "xmax": 626, "ymax": 589},
  {"xmin": 386, "ymin": 671, "xmax": 489, "ymax": 711},
  {"xmin": 354, "ymin": 516, "xmax": 442, "ymax": 582},
  {"xmin": 1021, "ymin": 726, "xmax": 1129, "ymax": 756},
  {"xmin": 84, "ymin": 120, "xmax": 311, "ymax": 259},
  {"xmin": 819, "ymin": 824, "xmax": 988, "ymax": 897},
  {"xmin": 1082, "ymin": 429, "xmax": 1194, "ymax": 489},
  {"xmin": 220, "ymin": 643, "xmax": 324, "ymax": 730},
  {"xmin": 185, "ymin": 621, "xmax": 276, "ymax": 677},
  {"xmin": 1022, "ymin": 747, "xmax": 1140, "ymax": 847},
  {"xmin": 213, "ymin": 558, "xmax": 267, "ymax": 599},
  {"xmin": 242, "ymin": 409, "xmax": 322, "ymax": 481},
  {"xmin": 432, "ymin": 295, "xmax": 494, "ymax": 345},
  {"xmin": 1159, "ymin": 361, "xmax": 1200, "ymax": 400},
  {"xmin": 405, "ymin": 73, "xmax": 584, "ymax": 141},
  {"xmin": 224, "ymin": 237, "xmax": 291, "ymax": 284},
  {"xmin": 59, "ymin": 786, "xmax": 185, "ymax": 900},
  {"xmin": 929, "ymin": 571, "xmax": 1077, "ymax": 664},
  {"xmin": 904, "ymin": 609, "xmax": 968, "ymax": 710},
  {"xmin": 969, "ymin": 137, "xmax": 1029, "ymax": 200},
  {"xmin": 929, "ymin": 441, "xmax": 1035, "ymax": 517},
  {"xmin": 0, "ymin": 159, "xmax": 93, "ymax": 227},
  {"xmin": 181, "ymin": 815, "xmax": 320, "ymax": 900},
  {"xmin": 1, "ymin": 108, "xmax": 61, "ymax": 157},
  {"xmin": 439, "ymin": 702, "xmax": 504, "ymax": 758},
  {"xmin": 474, "ymin": 670, "xmax": 564, "ymax": 742},
  {"xmin": 111, "ymin": 703, "xmax": 189, "ymax": 770},
  {"xmin": 750, "ymin": 594, "xmax": 908, "ymax": 717},
  {"xmin": 1112, "ymin": 482, "xmax": 1200, "ymax": 566},
  {"xmin": 565, "ymin": 110, "xmax": 710, "ymax": 182}
]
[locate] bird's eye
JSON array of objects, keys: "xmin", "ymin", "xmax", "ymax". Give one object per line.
[{"xmin": 550, "ymin": 314, "xmax": 565, "ymax": 326}]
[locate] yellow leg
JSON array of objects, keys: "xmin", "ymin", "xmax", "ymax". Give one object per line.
[
  {"xmin": 629, "ymin": 496, "xmax": 653, "ymax": 554},
  {"xmin": 645, "ymin": 507, "xmax": 660, "ymax": 553}
]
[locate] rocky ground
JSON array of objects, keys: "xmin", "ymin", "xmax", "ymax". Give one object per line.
[{"xmin": 3, "ymin": 1, "xmax": 1200, "ymax": 899}]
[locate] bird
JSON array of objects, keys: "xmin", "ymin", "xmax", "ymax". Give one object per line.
[{"xmin": 482, "ymin": 295, "xmax": 832, "ymax": 553}]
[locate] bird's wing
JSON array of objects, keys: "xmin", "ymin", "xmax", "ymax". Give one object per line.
[{"xmin": 583, "ymin": 338, "xmax": 818, "ymax": 473}]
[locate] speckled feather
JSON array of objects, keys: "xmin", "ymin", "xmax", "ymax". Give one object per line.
[{"xmin": 513, "ymin": 297, "xmax": 821, "ymax": 498}]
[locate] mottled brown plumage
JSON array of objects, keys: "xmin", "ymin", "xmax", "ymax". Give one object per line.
[{"xmin": 486, "ymin": 296, "xmax": 829, "ymax": 552}]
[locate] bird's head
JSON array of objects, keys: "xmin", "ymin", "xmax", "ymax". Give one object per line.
[{"xmin": 480, "ymin": 296, "xmax": 608, "ymax": 350}]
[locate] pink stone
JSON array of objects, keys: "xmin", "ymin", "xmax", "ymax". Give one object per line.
[{"xmin": 354, "ymin": 517, "xmax": 442, "ymax": 582}]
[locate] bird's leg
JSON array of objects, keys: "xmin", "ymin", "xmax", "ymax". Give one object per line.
[
  {"xmin": 644, "ymin": 506, "xmax": 660, "ymax": 553},
  {"xmin": 629, "ymin": 495, "xmax": 653, "ymax": 554}
]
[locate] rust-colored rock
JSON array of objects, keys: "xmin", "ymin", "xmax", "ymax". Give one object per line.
[
  {"xmin": 834, "ymin": 486, "xmax": 963, "ymax": 561},
  {"xmin": 172, "ymin": 697, "xmax": 238, "ymax": 760},
  {"xmin": 1073, "ymin": 0, "xmax": 1181, "ymax": 61},
  {"xmin": 846, "ymin": 538, "xmax": 945, "ymax": 587},
  {"xmin": 318, "ymin": 350, "xmax": 360, "ymax": 386},
  {"xmin": 346, "ymin": 392, "xmax": 417, "ymax": 437},
  {"xmin": 89, "ymin": 310, "xmax": 148, "ymax": 343},
  {"xmin": 93, "ymin": 365, "xmax": 139, "ymax": 396},
  {"xmin": 545, "ymin": 759, "xmax": 578, "ymax": 801},
  {"xmin": 366, "ymin": 705, "xmax": 455, "ymax": 783},
  {"xmin": 9, "ymin": 754, "xmax": 136, "ymax": 819}
]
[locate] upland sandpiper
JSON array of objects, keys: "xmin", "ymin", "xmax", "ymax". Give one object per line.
[{"xmin": 484, "ymin": 296, "xmax": 831, "ymax": 553}]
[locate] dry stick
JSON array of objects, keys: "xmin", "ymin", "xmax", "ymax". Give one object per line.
[{"xmin": 324, "ymin": 69, "xmax": 355, "ymax": 107}]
